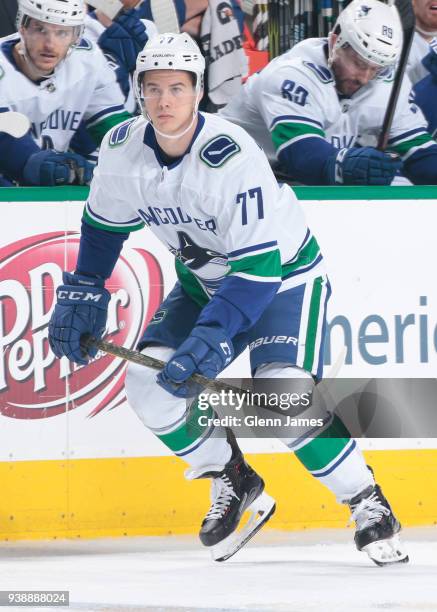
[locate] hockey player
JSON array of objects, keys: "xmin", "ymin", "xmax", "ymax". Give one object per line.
[
  {"xmin": 0, "ymin": 0, "xmax": 131, "ymax": 186},
  {"xmin": 48, "ymin": 33, "xmax": 408, "ymax": 566},
  {"xmin": 221, "ymin": 0, "xmax": 437, "ymax": 186},
  {"xmin": 83, "ymin": 2, "xmax": 154, "ymax": 112},
  {"xmin": 413, "ymin": 43, "xmax": 437, "ymax": 137},
  {"xmin": 408, "ymin": 0, "xmax": 437, "ymax": 85}
]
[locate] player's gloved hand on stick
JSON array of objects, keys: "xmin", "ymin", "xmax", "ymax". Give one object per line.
[
  {"xmin": 22, "ymin": 150, "xmax": 94, "ymax": 186},
  {"xmin": 98, "ymin": 9, "xmax": 148, "ymax": 73},
  {"xmin": 48, "ymin": 272, "xmax": 111, "ymax": 365},
  {"xmin": 157, "ymin": 325, "xmax": 234, "ymax": 398},
  {"xmin": 327, "ymin": 146, "xmax": 402, "ymax": 185}
]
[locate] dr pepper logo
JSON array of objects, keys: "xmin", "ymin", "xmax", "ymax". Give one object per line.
[{"xmin": 0, "ymin": 232, "xmax": 163, "ymax": 419}]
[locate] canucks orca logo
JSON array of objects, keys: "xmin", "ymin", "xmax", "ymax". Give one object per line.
[
  {"xmin": 169, "ymin": 231, "xmax": 228, "ymax": 276},
  {"xmin": 358, "ymin": 5, "xmax": 371, "ymax": 16}
]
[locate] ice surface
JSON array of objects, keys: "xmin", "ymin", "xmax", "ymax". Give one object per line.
[{"xmin": 0, "ymin": 527, "xmax": 436, "ymax": 612}]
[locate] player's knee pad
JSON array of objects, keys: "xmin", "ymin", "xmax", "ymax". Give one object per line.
[
  {"xmin": 125, "ymin": 345, "xmax": 187, "ymax": 429},
  {"xmin": 253, "ymin": 362, "xmax": 327, "ymax": 448},
  {"xmin": 254, "ymin": 362, "xmax": 314, "ymax": 380},
  {"xmin": 254, "ymin": 361, "xmax": 315, "ymax": 415}
]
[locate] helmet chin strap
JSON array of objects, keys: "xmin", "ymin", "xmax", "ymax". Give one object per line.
[{"xmin": 148, "ymin": 110, "xmax": 197, "ymax": 140}]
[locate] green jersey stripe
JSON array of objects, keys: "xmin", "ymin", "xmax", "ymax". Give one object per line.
[
  {"xmin": 272, "ymin": 122, "xmax": 326, "ymax": 151},
  {"xmin": 229, "ymin": 249, "xmax": 282, "ymax": 279},
  {"xmin": 175, "ymin": 259, "xmax": 209, "ymax": 307},
  {"xmin": 282, "ymin": 236, "xmax": 320, "ymax": 277},
  {"xmin": 390, "ymin": 133, "xmax": 434, "ymax": 157},
  {"xmin": 83, "ymin": 207, "xmax": 145, "ymax": 233},
  {"xmin": 88, "ymin": 111, "xmax": 132, "ymax": 146},
  {"xmin": 157, "ymin": 403, "xmax": 214, "ymax": 453},
  {"xmin": 302, "ymin": 276, "xmax": 323, "ymax": 372}
]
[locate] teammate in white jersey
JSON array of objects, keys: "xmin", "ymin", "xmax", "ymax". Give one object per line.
[
  {"xmin": 221, "ymin": 0, "xmax": 437, "ymax": 186},
  {"xmin": 48, "ymin": 33, "xmax": 407, "ymax": 566},
  {"xmin": 408, "ymin": 0, "xmax": 437, "ymax": 84},
  {"xmin": 413, "ymin": 40, "xmax": 437, "ymax": 137},
  {"xmin": 0, "ymin": 0, "xmax": 131, "ymax": 186}
]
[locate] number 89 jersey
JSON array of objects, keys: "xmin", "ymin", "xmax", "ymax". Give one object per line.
[
  {"xmin": 85, "ymin": 112, "xmax": 323, "ymax": 307},
  {"xmin": 221, "ymin": 38, "xmax": 431, "ymax": 164}
]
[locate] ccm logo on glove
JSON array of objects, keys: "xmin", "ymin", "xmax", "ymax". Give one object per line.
[{"xmin": 57, "ymin": 290, "xmax": 105, "ymax": 301}]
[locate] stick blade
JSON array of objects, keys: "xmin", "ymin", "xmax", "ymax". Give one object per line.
[
  {"xmin": 86, "ymin": 0, "xmax": 123, "ymax": 20},
  {"xmin": 0, "ymin": 111, "xmax": 30, "ymax": 138}
]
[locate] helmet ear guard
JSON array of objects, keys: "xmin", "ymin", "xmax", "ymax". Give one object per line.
[{"xmin": 330, "ymin": 0, "xmax": 403, "ymax": 68}]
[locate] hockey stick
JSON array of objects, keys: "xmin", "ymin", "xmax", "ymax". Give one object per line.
[
  {"xmin": 81, "ymin": 334, "xmax": 255, "ymax": 399},
  {"xmin": 149, "ymin": 0, "xmax": 180, "ymax": 34},
  {"xmin": 268, "ymin": 0, "xmax": 280, "ymax": 59},
  {"xmin": 377, "ymin": 0, "xmax": 415, "ymax": 151},
  {"xmin": 86, "ymin": 0, "xmax": 123, "ymax": 20},
  {"xmin": 0, "ymin": 111, "xmax": 30, "ymax": 138}
]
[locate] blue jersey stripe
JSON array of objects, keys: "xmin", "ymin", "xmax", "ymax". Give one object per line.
[
  {"xmin": 270, "ymin": 115, "xmax": 324, "ymax": 130},
  {"xmin": 282, "ymin": 253, "xmax": 323, "ymax": 280},
  {"xmin": 85, "ymin": 105, "xmax": 125, "ymax": 126},
  {"xmin": 86, "ymin": 202, "xmax": 142, "ymax": 226},
  {"xmin": 388, "ymin": 127, "xmax": 428, "ymax": 145},
  {"xmin": 228, "ymin": 241, "xmax": 278, "ymax": 258}
]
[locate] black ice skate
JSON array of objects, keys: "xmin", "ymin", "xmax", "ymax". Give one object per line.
[
  {"xmin": 348, "ymin": 481, "xmax": 409, "ymax": 566},
  {"xmin": 185, "ymin": 438, "xmax": 276, "ymax": 562}
]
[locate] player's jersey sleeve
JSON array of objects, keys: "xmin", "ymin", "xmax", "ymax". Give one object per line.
[
  {"xmin": 82, "ymin": 43, "xmax": 131, "ymax": 145},
  {"xmin": 196, "ymin": 140, "xmax": 284, "ymax": 338},
  {"xmin": 257, "ymin": 63, "xmax": 329, "ymax": 158},
  {"xmin": 414, "ymin": 75, "xmax": 437, "ymax": 138},
  {"xmin": 387, "ymin": 76, "xmax": 435, "ymax": 160},
  {"xmin": 386, "ymin": 75, "xmax": 437, "ymax": 183},
  {"xmin": 252, "ymin": 62, "xmax": 338, "ymax": 184}
]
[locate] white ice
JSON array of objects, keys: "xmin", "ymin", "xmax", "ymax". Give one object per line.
[{"xmin": 0, "ymin": 527, "xmax": 436, "ymax": 612}]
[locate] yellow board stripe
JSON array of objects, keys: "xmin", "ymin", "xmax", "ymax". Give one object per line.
[{"xmin": 1, "ymin": 450, "xmax": 437, "ymax": 541}]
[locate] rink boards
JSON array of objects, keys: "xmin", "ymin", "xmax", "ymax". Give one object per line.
[{"xmin": 1, "ymin": 185, "xmax": 437, "ymax": 540}]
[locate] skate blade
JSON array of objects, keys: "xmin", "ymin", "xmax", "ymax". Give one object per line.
[
  {"xmin": 211, "ymin": 492, "xmax": 276, "ymax": 563},
  {"xmin": 362, "ymin": 533, "xmax": 409, "ymax": 566}
]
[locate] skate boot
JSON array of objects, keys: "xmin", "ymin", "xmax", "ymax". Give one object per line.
[
  {"xmin": 348, "ymin": 479, "xmax": 409, "ymax": 566},
  {"xmin": 185, "ymin": 436, "xmax": 276, "ymax": 562}
]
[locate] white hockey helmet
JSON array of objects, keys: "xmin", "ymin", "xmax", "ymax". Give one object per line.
[
  {"xmin": 134, "ymin": 32, "xmax": 205, "ymax": 102},
  {"xmin": 16, "ymin": 0, "xmax": 85, "ymax": 35},
  {"xmin": 331, "ymin": 0, "xmax": 403, "ymax": 67}
]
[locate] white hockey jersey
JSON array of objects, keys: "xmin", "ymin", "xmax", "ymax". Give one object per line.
[
  {"xmin": 407, "ymin": 31, "xmax": 437, "ymax": 85},
  {"xmin": 0, "ymin": 33, "xmax": 127, "ymax": 151},
  {"xmin": 221, "ymin": 38, "xmax": 434, "ymax": 164},
  {"xmin": 85, "ymin": 113, "xmax": 323, "ymax": 307}
]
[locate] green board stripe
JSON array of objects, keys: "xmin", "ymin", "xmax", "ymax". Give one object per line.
[
  {"xmin": 1, "ymin": 185, "xmax": 437, "ymax": 202},
  {"xmin": 295, "ymin": 415, "xmax": 351, "ymax": 472}
]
